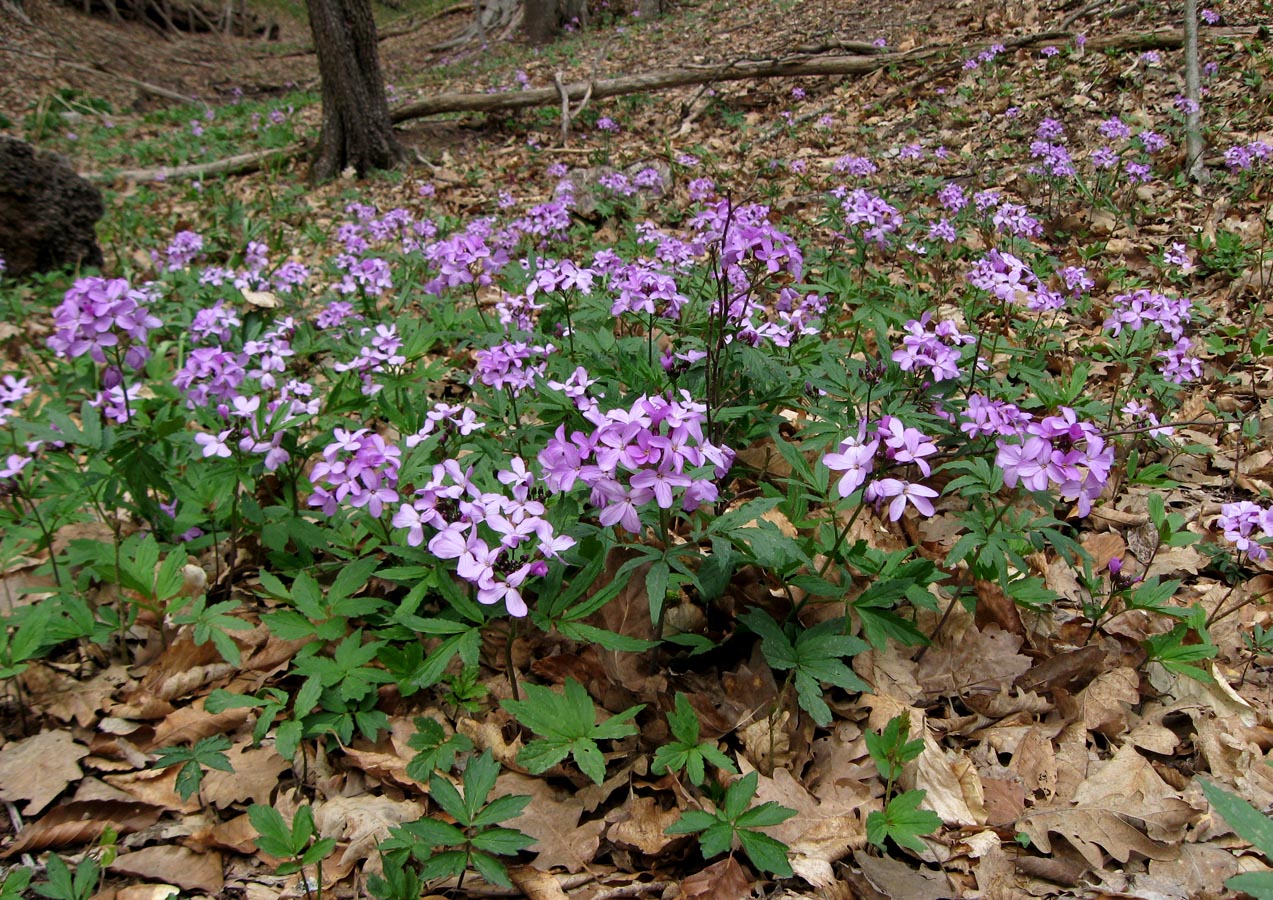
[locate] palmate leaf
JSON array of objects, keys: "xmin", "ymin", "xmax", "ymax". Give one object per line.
[
  {"xmin": 652, "ymin": 693, "xmax": 738, "ymax": 785},
  {"xmin": 664, "ymin": 771, "xmax": 795, "ymax": 876},
  {"xmin": 866, "ymin": 790, "xmax": 941, "ymax": 854},
  {"xmin": 740, "ymin": 610, "xmax": 871, "ymax": 724},
  {"xmin": 503, "ymin": 678, "xmax": 643, "ymax": 785}
]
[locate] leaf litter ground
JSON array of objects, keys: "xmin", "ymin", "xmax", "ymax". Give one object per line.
[{"xmin": 1, "ymin": 0, "xmax": 1273, "ymax": 898}]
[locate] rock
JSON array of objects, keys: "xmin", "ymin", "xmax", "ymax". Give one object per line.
[{"xmin": 0, "ymin": 136, "xmax": 104, "ymax": 277}]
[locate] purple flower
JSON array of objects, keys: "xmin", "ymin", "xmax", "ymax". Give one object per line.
[
  {"xmin": 1098, "ymin": 117, "xmax": 1132, "ymax": 141},
  {"xmin": 48, "ymin": 277, "xmax": 162, "ymax": 369},
  {"xmin": 867, "ymin": 478, "xmax": 939, "ymax": 520},
  {"xmin": 165, "ymin": 230, "xmax": 204, "ymax": 270},
  {"xmin": 1036, "ymin": 118, "xmax": 1065, "ymax": 141},
  {"xmin": 0, "ymin": 454, "xmax": 32, "ymax": 480},
  {"xmin": 936, "ymin": 182, "xmax": 967, "ymax": 212},
  {"xmin": 833, "ymin": 155, "xmax": 878, "ymax": 176},
  {"xmin": 823, "ymin": 431, "xmax": 879, "ymax": 498}
]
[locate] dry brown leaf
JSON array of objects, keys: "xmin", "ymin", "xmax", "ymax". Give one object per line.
[
  {"xmin": 746, "ymin": 764, "xmax": 870, "ymax": 886},
  {"xmin": 1147, "ymin": 843, "xmax": 1244, "ymax": 897},
  {"xmin": 1071, "ymin": 744, "xmax": 1196, "ymax": 842},
  {"xmin": 606, "ymin": 794, "xmax": 681, "ymax": 856},
  {"xmin": 507, "ymin": 865, "xmax": 570, "ymax": 900},
  {"xmin": 115, "ymin": 885, "xmax": 180, "ymax": 900},
  {"xmin": 854, "ymin": 646, "xmax": 923, "ymax": 705},
  {"xmin": 148, "ymin": 703, "xmax": 252, "ymax": 750},
  {"xmin": 21, "ymin": 663, "xmax": 129, "ymax": 727},
  {"xmin": 111, "ymin": 846, "xmax": 224, "ymax": 894},
  {"xmin": 1013, "ymin": 727, "xmax": 1060, "ymax": 802},
  {"xmin": 0, "ymin": 729, "xmax": 88, "ymax": 814},
  {"xmin": 491, "ymin": 772, "xmax": 603, "ymax": 872},
  {"xmin": 1073, "ymin": 666, "xmax": 1140, "ymax": 736},
  {"xmin": 848, "ymin": 850, "xmax": 951, "ymax": 900},
  {"xmin": 911, "ymin": 734, "xmax": 985, "ymax": 828},
  {"xmin": 1083, "ymin": 531, "xmax": 1127, "ymax": 572},
  {"xmin": 679, "ymin": 856, "xmax": 752, "ymax": 900},
  {"xmin": 0, "ymin": 800, "xmax": 162, "ymax": 857},
  {"xmin": 201, "ymin": 742, "xmax": 291, "ymax": 808},
  {"xmin": 313, "ymin": 794, "xmax": 425, "ymax": 871},
  {"xmin": 917, "ymin": 624, "xmax": 1031, "ymax": 697},
  {"xmin": 1016, "ymin": 803, "xmax": 1179, "ymax": 870},
  {"xmin": 104, "ymin": 765, "xmax": 199, "ymax": 813},
  {"xmin": 188, "ymin": 812, "xmax": 259, "ymax": 855}
]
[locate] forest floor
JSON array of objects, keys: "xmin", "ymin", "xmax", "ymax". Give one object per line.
[{"xmin": 2, "ymin": 0, "xmax": 1273, "ymax": 898}]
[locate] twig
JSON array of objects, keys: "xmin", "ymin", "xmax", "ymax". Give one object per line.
[
  {"xmin": 554, "ymin": 70, "xmax": 571, "ymax": 146},
  {"xmin": 0, "ymin": 41, "xmax": 201, "ymax": 106},
  {"xmin": 1061, "ymin": 0, "xmax": 1112, "ymax": 30},
  {"xmin": 3, "ymin": 799, "xmax": 37, "ymax": 869},
  {"xmin": 84, "ymin": 142, "xmax": 305, "ymax": 182},
  {"xmin": 592, "ymin": 882, "xmax": 676, "ymax": 900},
  {"xmin": 0, "ymin": 0, "xmax": 32, "ymax": 25}
]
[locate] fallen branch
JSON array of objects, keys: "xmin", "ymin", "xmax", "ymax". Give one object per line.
[
  {"xmin": 0, "ymin": 41, "xmax": 201, "ymax": 105},
  {"xmin": 85, "ymin": 143, "xmax": 305, "ymax": 182},
  {"xmin": 392, "ymin": 26, "xmax": 1261, "ymax": 126}
]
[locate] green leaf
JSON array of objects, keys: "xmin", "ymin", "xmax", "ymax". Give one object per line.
[
  {"xmin": 249, "ymin": 804, "xmax": 298, "ymax": 858},
  {"xmin": 736, "ymin": 829, "xmax": 794, "ymax": 877},
  {"xmin": 1201, "ymin": 778, "xmax": 1273, "ymax": 858},
  {"xmin": 1225, "ymin": 872, "xmax": 1273, "ymax": 900},
  {"xmin": 868, "ymin": 790, "xmax": 941, "ymax": 853},
  {"xmin": 503, "ymin": 678, "xmax": 641, "ymax": 785}
]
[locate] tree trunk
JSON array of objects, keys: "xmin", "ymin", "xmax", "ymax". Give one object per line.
[
  {"xmin": 306, "ymin": 0, "xmax": 403, "ymax": 181},
  {"xmin": 523, "ymin": 0, "xmax": 556, "ymax": 44}
]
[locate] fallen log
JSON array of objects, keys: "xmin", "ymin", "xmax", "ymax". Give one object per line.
[
  {"xmin": 389, "ymin": 25, "xmax": 1262, "ymax": 125},
  {"xmin": 82, "ymin": 24, "xmax": 1265, "ymax": 182},
  {"xmin": 85, "ymin": 143, "xmax": 304, "ymax": 182}
]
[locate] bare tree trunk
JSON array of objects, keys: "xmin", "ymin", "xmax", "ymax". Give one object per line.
[
  {"xmin": 1183, "ymin": 0, "xmax": 1207, "ymax": 182},
  {"xmin": 306, "ymin": 0, "xmax": 403, "ymax": 180},
  {"xmin": 523, "ymin": 0, "xmax": 556, "ymax": 43}
]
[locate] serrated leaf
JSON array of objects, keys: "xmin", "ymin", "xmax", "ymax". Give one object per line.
[{"xmin": 737, "ymin": 829, "xmax": 794, "ymax": 877}]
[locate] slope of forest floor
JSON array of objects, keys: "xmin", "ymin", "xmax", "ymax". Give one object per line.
[{"xmin": 2, "ymin": 0, "xmax": 1273, "ymax": 898}]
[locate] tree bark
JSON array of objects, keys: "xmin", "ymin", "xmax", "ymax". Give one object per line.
[
  {"xmin": 306, "ymin": 0, "xmax": 403, "ymax": 181},
  {"xmin": 523, "ymin": 0, "xmax": 556, "ymax": 44}
]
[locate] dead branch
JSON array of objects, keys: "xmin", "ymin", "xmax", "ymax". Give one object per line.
[
  {"xmin": 393, "ymin": 27, "xmax": 1261, "ymax": 126},
  {"xmin": 85, "ymin": 143, "xmax": 304, "ymax": 182},
  {"xmin": 0, "ymin": 41, "xmax": 201, "ymax": 105},
  {"xmin": 790, "ymin": 38, "xmax": 886, "ymax": 55}
]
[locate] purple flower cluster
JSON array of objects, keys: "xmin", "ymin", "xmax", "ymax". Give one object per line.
[
  {"xmin": 165, "ymin": 230, "xmax": 204, "ymax": 271},
  {"xmin": 892, "ymin": 314, "xmax": 975, "ymax": 382},
  {"xmin": 834, "ymin": 156, "xmax": 878, "ymax": 177},
  {"xmin": 836, "ymin": 188, "xmax": 902, "ymax": 245},
  {"xmin": 335, "ymin": 256, "xmax": 393, "ymax": 297},
  {"xmin": 309, "ymin": 427, "xmax": 401, "ymax": 517},
  {"xmin": 423, "ymin": 222, "xmax": 509, "ymax": 296},
  {"xmin": 822, "ymin": 418, "xmax": 941, "ymax": 520},
  {"xmin": 1103, "ymin": 288, "xmax": 1192, "ymax": 340},
  {"xmin": 966, "ymin": 250, "xmax": 1065, "ymax": 311},
  {"xmin": 992, "ymin": 406, "xmax": 1114, "ymax": 516},
  {"xmin": 392, "ymin": 457, "xmax": 575, "ymax": 617},
  {"xmin": 48, "ymin": 277, "xmax": 162, "ymax": 370},
  {"xmin": 333, "ymin": 324, "xmax": 407, "ymax": 395},
  {"xmin": 537, "ymin": 392, "xmax": 732, "ymax": 533},
  {"xmin": 472, "ymin": 340, "xmax": 554, "ymax": 395},
  {"xmin": 609, "ymin": 262, "xmax": 688, "ymax": 319},
  {"xmin": 1216, "ymin": 502, "xmax": 1273, "ymax": 561},
  {"xmin": 0, "ymin": 375, "xmax": 31, "ymax": 427},
  {"xmin": 1224, "ymin": 140, "xmax": 1272, "ymax": 171}
]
